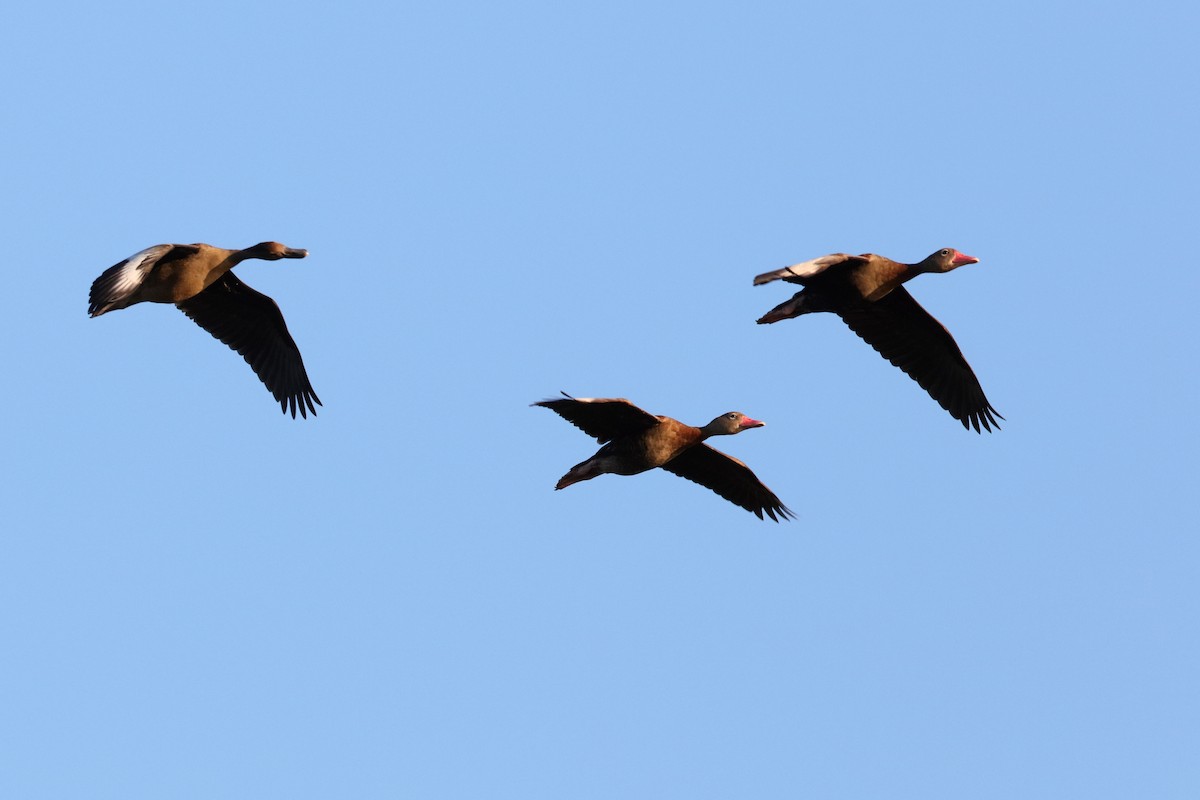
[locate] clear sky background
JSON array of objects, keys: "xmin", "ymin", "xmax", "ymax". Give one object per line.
[{"xmin": 2, "ymin": 1, "xmax": 1197, "ymax": 797}]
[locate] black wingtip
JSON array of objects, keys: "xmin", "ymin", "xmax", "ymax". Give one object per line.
[
  {"xmin": 755, "ymin": 502, "xmax": 795, "ymax": 522},
  {"xmin": 963, "ymin": 404, "xmax": 1003, "ymax": 434},
  {"xmin": 280, "ymin": 391, "xmax": 321, "ymax": 419},
  {"xmin": 532, "ymin": 391, "xmax": 576, "ymax": 408}
]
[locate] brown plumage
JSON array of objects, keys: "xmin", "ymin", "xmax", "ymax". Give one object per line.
[
  {"xmin": 534, "ymin": 393, "xmax": 793, "ymax": 522},
  {"xmin": 755, "ymin": 248, "xmax": 1001, "ymax": 433},
  {"xmin": 88, "ymin": 241, "xmax": 320, "ymax": 418}
]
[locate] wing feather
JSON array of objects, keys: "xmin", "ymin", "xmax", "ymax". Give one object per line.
[
  {"xmin": 838, "ymin": 287, "xmax": 1001, "ymax": 432},
  {"xmin": 88, "ymin": 244, "xmax": 198, "ymax": 316},
  {"xmin": 662, "ymin": 444, "xmax": 794, "ymax": 522},
  {"xmin": 753, "ymin": 253, "xmax": 868, "ymax": 286},
  {"xmin": 533, "ymin": 394, "xmax": 660, "ymax": 443},
  {"xmin": 177, "ymin": 272, "xmax": 320, "ymax": 418}
]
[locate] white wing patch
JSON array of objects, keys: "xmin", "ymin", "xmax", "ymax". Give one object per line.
[
  {"xmin": 110, "ymin": 245, "xmax": 171, "ymax": 294},
  {"xmin": 753, "ymin": 253, "xmax": 863, "ymax": 285},
  {"xmin": 88, "ymin": 244, "xmax": 175, "ymax": 316}
]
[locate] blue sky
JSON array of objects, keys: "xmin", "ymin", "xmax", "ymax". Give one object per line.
[{"xmin": 3, "ymin": 1, "xmax": 1198, "ymax": 797}]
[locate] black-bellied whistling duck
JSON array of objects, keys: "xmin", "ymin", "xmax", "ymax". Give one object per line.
[
  {"xmin": 534, "ymin": 393, "xmax": 793, "ymax": 521},
  {"xmin": 755, "ymin": 248, "xmax": 1001, "ymax": 433},
  {"xmin": 88, "ymin": 242, "xmax": 320, "ymax": 418}
]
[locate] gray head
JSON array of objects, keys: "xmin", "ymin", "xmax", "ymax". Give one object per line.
[
  {"xmin": 921, "ymin": 248, "xmax": 979, "ymax": 274},
  {"xmin": 701, "ymin": 411, "xmax": 765, "ymax": 437}
]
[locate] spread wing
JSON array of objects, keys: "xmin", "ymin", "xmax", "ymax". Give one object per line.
[
  {"xmin": 838, "ymin": 286, "xmax": 1001, "ymax": 432},
  {"xmin": 533, "ymin": 394, "xmax": 660, "ymax": 443},
  {"xmin": 88, "ymin": 244, "xmax": 199, "ymax": 316},
  {"xmin": 177, "ymin": 272, "xmax": 321, "ymax": 418},
  {"xmin": 662, "ymin": 444, "xmax": 794, "ymax": 522},
  {"xmin": 753, "ymin": 253, "xmax": 868, "ymax": 286}
]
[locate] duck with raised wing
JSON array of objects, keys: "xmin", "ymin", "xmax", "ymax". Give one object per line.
[
  {"xmin": 534, "ymin": 394, "xmax": 793, "ymax": 521},
  {"xmin": 88, "ymin": 241, "xmax": 320, "ymax": 418},
  {"xmin": 755, "ymin": 248, "xmax": 1001, "ymax": 432}
]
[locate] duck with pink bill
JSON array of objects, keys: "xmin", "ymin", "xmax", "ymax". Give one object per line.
[{"xmin": 755, "ymin": 248, "xmax": 1001, "ymax": 433}]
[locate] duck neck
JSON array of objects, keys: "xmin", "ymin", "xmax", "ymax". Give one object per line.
[
  {"xmin": 230, "ymin": 244, "xmax": 270, "ymax": 266},
  {"xmin": 907, "ymin": 256, "xmax": 940, "ymax": 278}
]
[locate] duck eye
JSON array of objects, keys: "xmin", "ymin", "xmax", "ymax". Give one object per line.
[{"xmin": 940, "ymin": 249, "xmax": 950, "ymax": 257}]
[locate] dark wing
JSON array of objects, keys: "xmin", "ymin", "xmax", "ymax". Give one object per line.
[
  {"xmin": 533, "ymin": 393, "xmax": 660, "ymax": 443},
  {"xmin": 838, "ymin": 286, "xmax": 1002, "ymax": 432},
  {"xmin": 88, "ymin": 244, "xmax": 200, "ymax": 316},
  {"xmin": 662, "ymin": 444, "xmax": 794, "ymax": 522},
  {"xmin": 177, "ymin": 272, "xmax": 321, "ymax": 418}
]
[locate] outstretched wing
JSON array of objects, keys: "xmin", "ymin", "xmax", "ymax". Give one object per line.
[
  {"xmin": 838, "ymin": 286, "xmax": 1002, "ymax": 432},
  {"xmin": 533, "ymin": 394, "xmax": 660, "ymax": 443},
  {"xmin": 178, "ymin": 272, "xmax": 321, "ymax": 418},
  {"xmin": 753, "ymin": 253, "xmax": 868, "ymax": 286},
  {"xmin": 88, "ymin": 244, "xmax": 199, "ymax": 316},
  {"xmin": 662, "ymin": 444, "xmax": 794, "ymax": 522}
]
